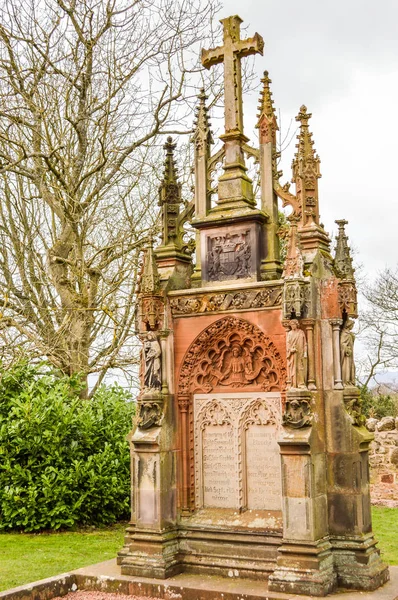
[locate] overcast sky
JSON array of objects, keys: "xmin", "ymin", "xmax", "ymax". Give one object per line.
[{"xmin": 216, "ymin": 0, "xmax": 398, "ymax": 281}]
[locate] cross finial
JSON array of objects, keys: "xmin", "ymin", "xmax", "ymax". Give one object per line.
[
  {"xmin": 200, "ymin": 16, "xmax": 263, "ymax": 210},
  {"xmin": 202, "ymin": 15, "xmax": 263, "ymax": 137}
]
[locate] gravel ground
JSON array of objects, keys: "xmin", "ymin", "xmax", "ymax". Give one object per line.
[{"xmin": 52, "ymin": 592, "xmax": 162, "ymax": 600}]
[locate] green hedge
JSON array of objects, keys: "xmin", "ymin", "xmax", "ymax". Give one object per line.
[{"xmin": 0, "ymin": 362, "xmax": 134, "ymax": 531}]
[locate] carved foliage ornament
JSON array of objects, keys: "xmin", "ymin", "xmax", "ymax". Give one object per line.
[
  {"xmin": 283, "ymin": 280, "xmax": 311, "ymax": 318},
  {"xmin": 139, "ymin": 296, "xmax": 164, "ymax": 332},
  {"xmin": 170, "ymin": 286, "xmax": 282, "ymax": 316},
  {"xmin": 199, "ymin": 399, "xmax": 231, "ymax": 428},
  {"xmin": 178, "ymin": 316, "xmax": 286, "ymax": 395},
  {"xmin": 338, "ymin": 281, "xmax": 358, "ymax": 317},
  {"xmin": 241, "ymin": 398, "xmax": 277, "ymax": 429}
]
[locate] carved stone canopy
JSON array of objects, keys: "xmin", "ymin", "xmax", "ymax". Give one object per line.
[{"xmin": 178, "ymin": 316, "xmax": 286, "ymax": 395}]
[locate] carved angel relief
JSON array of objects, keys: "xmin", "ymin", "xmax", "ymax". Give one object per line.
[{"xmin": 178, "ymin": 316, "xmax": 285, "ymax": 395}]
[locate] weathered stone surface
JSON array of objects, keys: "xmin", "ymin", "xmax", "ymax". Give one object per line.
[
  {"xmin": 377, "ymin": 416, "xmax": 396, "ymax": 431},
  {"xmin": 369, "ymin": 419, "xmax": 398, "ymax": 507},
  {"xmin": 366, "ymin": 417, "xmax": 378, "ymax": 431},
  {"xmin": 391, "ymin": 447, "xmax": 398, "ymax": 467}
]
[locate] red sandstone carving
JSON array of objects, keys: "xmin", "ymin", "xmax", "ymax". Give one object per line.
[{"xmin": 178, "ymin": 316, "xmax": 286, "ymax": 395}]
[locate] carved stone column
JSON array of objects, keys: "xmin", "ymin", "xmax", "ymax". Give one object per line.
[
  {"xmin": 281, "ymin": 320, "xmax": 292, "ymax": 387},
  {"xmin": 118, "ymin": 332, "xmax": 180, "ymax": 578},
  {"xmin": 159, "ymin": 332, "xmax": 169, "ymax": 395},
  {"xmin": 330, "ymin": 319, "xmax": 343, "ymax": 390},
  {"xmin": 270, "ymin": 411, "xmax": 336, "ymax": 596},
  {"xmin": 178, "ymin": 395, "xmax": 190, "ymax": 514},
  {"xmin": 302, "ymin": 319, "xmax": 316, "ymax": 390},
  {"xmin": 257, "ymin": 72, "xmax": 282, "ymax": 280}
]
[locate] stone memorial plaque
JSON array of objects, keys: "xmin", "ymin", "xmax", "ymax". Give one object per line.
[
  {"xmin": 202, "ymin": 424, "xmax": 237, "ymax": 507},
  {"xmin": 194, "ymin": 393, "xmax": 282, "ymax": 510},
  {"xmin": 245, "ymin": 424, "xmax": 281, "ymax": 510}
]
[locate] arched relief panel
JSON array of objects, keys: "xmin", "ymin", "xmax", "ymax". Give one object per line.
[
  {"xmin": 177, "ymin": 316, "xmax": 286, "ymax": 511},
  {"xmin": 178, "ymin": 315, "xmax": 286, "ymax": 396}
]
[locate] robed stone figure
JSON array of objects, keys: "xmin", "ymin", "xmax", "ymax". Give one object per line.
[
  {"xmin": 143, "ymin": 332, "xmax": 161, "ymax": 390},
  {"xmin": 286, "ymin": 319, "xmax": 307, "ymax": 389},
  {"xmin": 340, "ymin": 319, "xmax": 356, "ymax": 386}
]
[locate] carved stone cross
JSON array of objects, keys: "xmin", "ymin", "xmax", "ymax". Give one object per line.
[
  {"xmin": 202, "ymin": 16, "xmax": 264, "ymax": 136},
  {"xmin": 201, "ymin": 16, "xmax": 264, "ymax": 210}
]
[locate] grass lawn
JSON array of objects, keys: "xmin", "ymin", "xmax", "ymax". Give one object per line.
[
  {"xmin": 0, "ymin": 522, "xmax": 126, "ymax": 592},
  {"xmin": 371, "ymin": 506, "xmax": 398, "ymax": 566},
  {"xmin": 0, "ymin": 508, "xmax": 397, "ymax": 592}
]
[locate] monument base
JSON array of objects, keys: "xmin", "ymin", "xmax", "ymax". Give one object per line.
[
  {"xmin": 179, "ymin": 508, "xmax": 282, "ymax": 579},
  {"xmin": 268, "ymin": 538, "xmax": 337, "ymax": 597},
  {"xmin": 332, "ymin": 534, "xmax": 390, "ymax": 590},
  {"xmin": 118, "ymin": 528, "xmax": 181, "ymax": 579}
]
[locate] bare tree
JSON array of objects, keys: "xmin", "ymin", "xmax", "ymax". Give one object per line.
[
  {"xmin": 0, "ymin": 0, "xmax": 220, "ymax": 395},
  {"xmin": 357, "ymin": 267, "xmax": 398, "ymax": 386}
]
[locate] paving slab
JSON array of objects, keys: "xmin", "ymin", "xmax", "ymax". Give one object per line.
[
  {"xmin": 73, "ymin": 560, "xmax": 398, "ymax": 600},
  {"xmin": 1, "ymin": 560, "xmax": 398, "ymax": 600}
]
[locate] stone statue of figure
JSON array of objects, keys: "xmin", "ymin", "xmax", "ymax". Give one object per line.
[
  {"xmin": 143, "ymin": 331, "xmax": 161, "ymax": 390},
  {"xmin": 340, "ymin": 319, "xmax": 356, "ymax": 386},
  {"xmin": 221, "ymin": 346, "xmax": 249, "ymax": 386},
  {"xmin": 286, "ymin": 319, "xmax": 307, "ymax": 388}
]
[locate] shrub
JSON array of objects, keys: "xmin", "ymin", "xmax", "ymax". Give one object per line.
[
  {"xmin": 0, "ymin": 362, "xmax": 134, "ymax": 531},
  {"xmin": 360, "ymin": 385, "xmax": 398, "ymax": 419}
]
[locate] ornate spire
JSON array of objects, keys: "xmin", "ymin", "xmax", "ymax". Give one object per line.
[
  {"xmin": 158, "ymin": 137, "xmax": 182, "ymax": 247},
  {"xmin": 137, "ymin": 236, "xmax": 164, "ymax": 332},
  {"xmin": 141, "ymin": 237, "xmax": 160, "ymax": 295},
  {"xmin": 191, "ymin": 88, "xmax": 213, "ymax": 150},
  {"xmin": 282, "ymin": 217, "xmax": 304, "ymax": 279},
  {"xmin": 334, "ymin": 219, "xmax": 355, "ymax": 280},
  {"xmin": 160, "ymin": 136, "xmax": 180, "ymax": 191},
  {"xmin": 292, "ymin": 105, "xmax": 321, "ymax": 227},
  {"xmin": 256, "ymin": 71, "xmax": 278, "ymax": 144}
]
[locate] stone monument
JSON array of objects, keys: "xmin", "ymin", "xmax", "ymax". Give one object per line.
[{"xmin": 118, "ymin": 15, "xmax": 389, "ymax": 597}]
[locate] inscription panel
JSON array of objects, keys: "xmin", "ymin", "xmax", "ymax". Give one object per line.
[
  {"xmin": 245, "ymin": 424, "xmax": 281, "ymax": 510},
  {"xmin": 194, "ymin": 393, "xmax": 282, "ymax": 510},
  {"xmin": 202, "ymin": 425, "xmax": 237, "ymax": 507}
]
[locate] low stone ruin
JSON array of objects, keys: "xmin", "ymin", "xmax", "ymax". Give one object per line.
[{"xmin": 367, "ymin": 416, "xmax": 398, "ymax": 507}]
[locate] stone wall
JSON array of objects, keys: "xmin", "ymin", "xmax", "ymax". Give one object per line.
[{"xmin": 367, "ymin": 416, "xmax": 398, "ymax": 507}]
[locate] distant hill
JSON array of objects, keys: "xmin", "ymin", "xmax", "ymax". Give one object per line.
[{"xmin": 368, "ymin": 371, "xmax": 398, "ymax": 391}]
